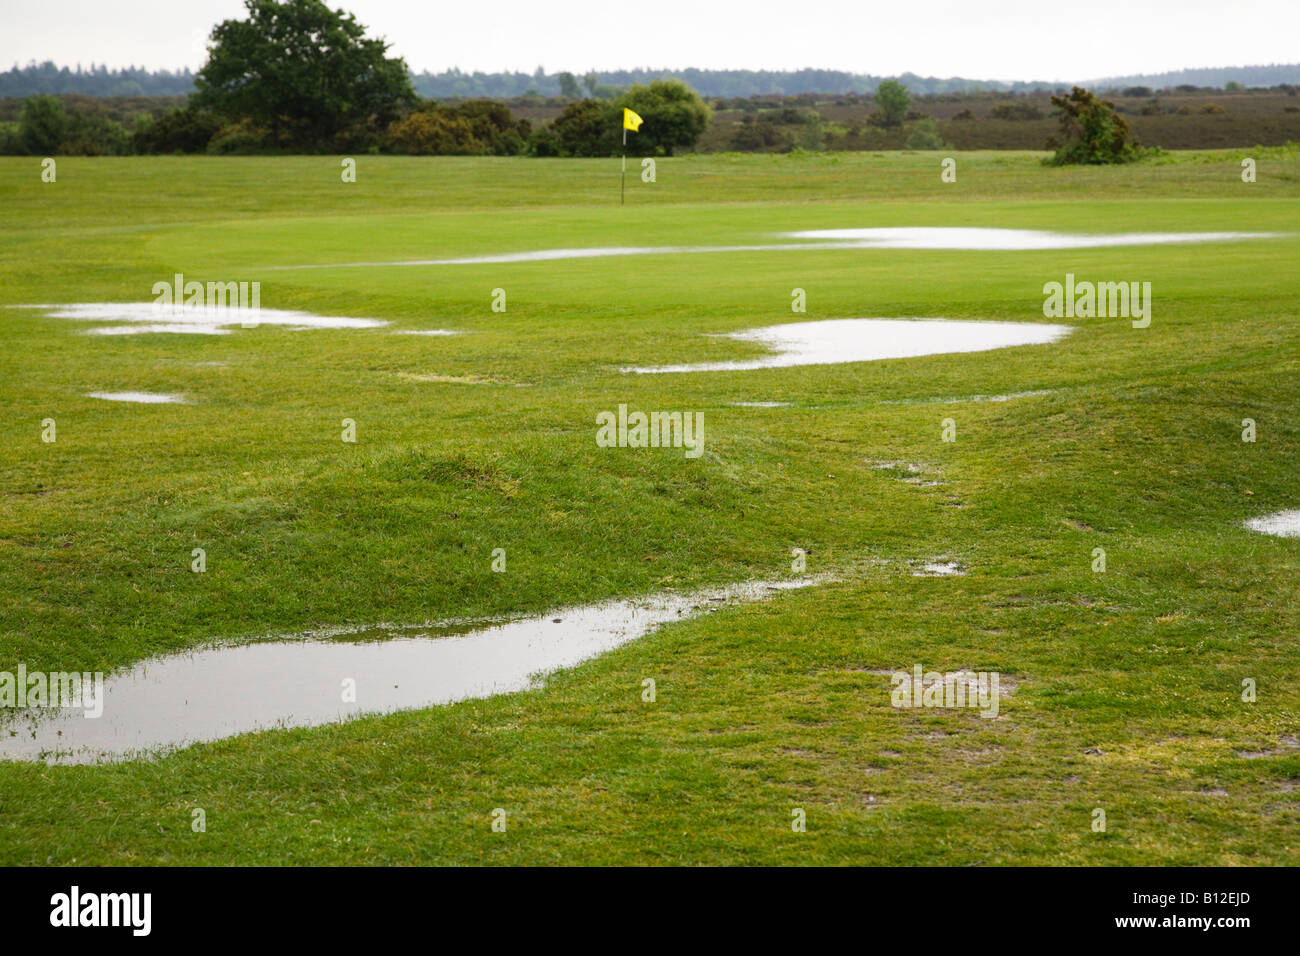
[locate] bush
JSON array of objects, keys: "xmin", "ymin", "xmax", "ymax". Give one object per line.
[
  {"xmin": 1047, "ymin": 86, "xmax": 1143, "ymax": 165},
  {"xmin": 450, "ymin": 99, "xmax": 530, "ymax": 155},
  {"xmin": 730, "ymin": 116, "xmax": 787, "ymax": 151},
  {"xmin": 206, "ymin": 120, "xmax": 271, "ymax": 154},
  {"xmin": 548, "ymin": 98, "xmax": 617, "ymax": 156},
  {"xmin": 800, "ymin": 112, "xmax": 824, "ymax": 151},
  {"xmin": 387, "ymin": 110, "xmax": 484, "ymax": 155},
  {"xmin": 0, "ymin": 121, "xmax": 23, "ymax": 154},
  {"xmin": 952, "ymin": 108, "xmax": 975, "ymax": 121},
  {"xmin": 527, "ymin": 125, "xmax": 563, "ymax": 157},
  {"xmin": 989, "ymin": 102, "xmax": 1044, "ymax": 120},
  {"xmin": 59, "ymin": 113, "xmax": 131, "ymax": 155},
  {"xmin": 1201, "ymin": 103, "xmax": 1227, "ymax": 114},
  {"xmin": 905, "ymin": 117, "xmax": 949, "ymax": 150},
  {"xmin": 133, "ymin": 106, "xmax": 225, "ymax": 153}
]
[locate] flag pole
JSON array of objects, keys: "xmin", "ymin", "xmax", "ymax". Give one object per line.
[{"xmin": 621, "ymin": 125, "xmax": 627, "ymax": 206}]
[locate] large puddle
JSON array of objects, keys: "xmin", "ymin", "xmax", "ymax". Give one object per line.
[
  {"xmin": 779, "ymin": 227, "xmax": 1276, "ymax": 250},
  {"xmin": 11, "ymin": 303, "xmax": 389, "ymax": 336},
  {"xmin": 1245, "ymin": 510, "xmax": 1300, "ymax": 538},
  {"xmin": 269, "ymin": 228, "xmax": 1277, "ymax": 270},
  {"xmin": 0, "ymin": 579, "xmax": 817, "ymax": 765},
  {"xmin": 625, "ymin": 317, "xmax": 1070, "ymax": 373},
  {"xmin": 86, "ymin": 391, "xmax": 187, "ymax": 404}
]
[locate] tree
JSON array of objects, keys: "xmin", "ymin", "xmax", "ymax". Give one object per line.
[
  {"xmin": 557, "ymin": 72, "xmax": 581, "ymax": 99},
  {"xmin": 873, "ymin": 79, "xmax": 910, "ymax": 127},
  {"xmin": 19, "ymin": 95, "xmax": 66, "ymax": 154},
  {"xmin": 193, "ymin": 0, "xmax": 415, "ymax": 148},
  {"xmin": 615, "ymin": 80, "xmax": 710, "ymax": 155},
  {"xmin": 1047, "ymin": 86, "xmax": 1142, "ymax": 165}
]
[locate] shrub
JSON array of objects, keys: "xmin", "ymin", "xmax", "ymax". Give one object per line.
[
  {"xmin": 800, "ymin": 112, "xmax": 824, "ymax": 151},
  {"xmin": 59, "ymin": 113, "xmax": 131, "ymax": 155},
  {"xmin": 548, "ymin": 98, "xmax": 617, "ymax": 156},
  {"xmin": 1201, "ymin": 103, "xmax": 1227, "ymax": 114},
  {"xmin": 133, "ymin": 106, "xmax": 225, "ymax": 153},
  {"xmin": 206, "ymin": 120, "xmax": 272, "ymax": 154},
  {"xmin": 730, "ymin": 116, "xmax": 787, "ymax": 151},
  {"xmin": 0, "ymin": 121, "xmax": 21, "ymax": 154},
  {"xmin": 905, "ymin": 117, "xmax": 949, "ymax": 150},
  {"xmin": 989, "ymin": 102, "xmax": 1044, "ymax": 121},
  {"xmin": 1046, "ymin": 86, "xmax": 1143, "ymax": 165},
  {"xmin": 387, "ymin": 110, "xmax": 484, "ymax": 155},
  {"xmin": 527, "ymin": 125, "xmax": 563, "ymax": 157}
]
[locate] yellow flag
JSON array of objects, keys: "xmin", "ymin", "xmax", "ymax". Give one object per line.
[{"xmin": 623, "ymin": 108, "xmax": 643, "ymax": 132}]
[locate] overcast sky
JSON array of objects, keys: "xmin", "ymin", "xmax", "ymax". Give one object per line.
[{"xmin": 4, "ymin": 0, "xmax": 1298, "ymax": 81}]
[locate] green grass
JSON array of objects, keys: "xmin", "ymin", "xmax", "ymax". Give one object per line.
[{"xmin": 0, "ymin": 151, "xmax": 1297, "ymax": 865}]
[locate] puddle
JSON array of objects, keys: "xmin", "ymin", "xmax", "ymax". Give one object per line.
[
  {"xmin": 780, "ymin": 227, "xmax": 1276, "ymax": 250},
  {"xmin": 626, "ymin": 318, "xmax": 1070, "ymax": 374},
  {"xmin": 1245, "ymin": 510, "xmax": 1300, "ymax": 538},
  {"xmin": 86, "ymin": 391, "xmax": 186, "ymax": 404},
  {"xmin": 912, "ymin": 561, "xmax": 965, "ymax": 577},
  {"xmin": 268, "ymin": 228, "xmax": 1277, "ymax": 270},
  {"xmin": 0, "ymin": 578, "xmax": 819, "ymax": 765},
  {"xmin": 874, "ymin": 389, "xmax": 1057, "ymax": 407},
  {"xmin": 12, "ymin": 303, "xmax": 388, "ymax": 336}
]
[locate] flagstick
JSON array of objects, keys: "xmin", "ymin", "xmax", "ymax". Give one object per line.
[{"xmin": 621, "ymin": 126, "xmax": 627, "ymax": 206}]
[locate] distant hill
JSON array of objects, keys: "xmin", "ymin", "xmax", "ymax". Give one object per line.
[
  {"xmin": 407, "ymin": 68, "xmax": 1059, "ymax": 98},
  {"xmin": 1085, "ymin": 64, "xmax": 1300, "ymax": 90},
  {"xmin": 3, "ymin": 60, "xmax": 1298, "ymax": 100}
]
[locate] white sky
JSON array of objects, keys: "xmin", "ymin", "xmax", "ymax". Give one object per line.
[{"xmin": 3, "ymin": 0, "xmax": 1297, "ymax": 81}]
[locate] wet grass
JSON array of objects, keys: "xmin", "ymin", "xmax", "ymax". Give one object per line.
[{"xmin": 0, "ymin": 150, "xmax": 1297, "ymax": 864}]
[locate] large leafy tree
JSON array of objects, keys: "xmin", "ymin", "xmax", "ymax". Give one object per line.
[
  {"xmin": 194, "ymin": 0, "xmax": 415, "ymax": 148},
  {"xmin": 615, "ymin": 80, "xmax": 710, "ymax": 156}
]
